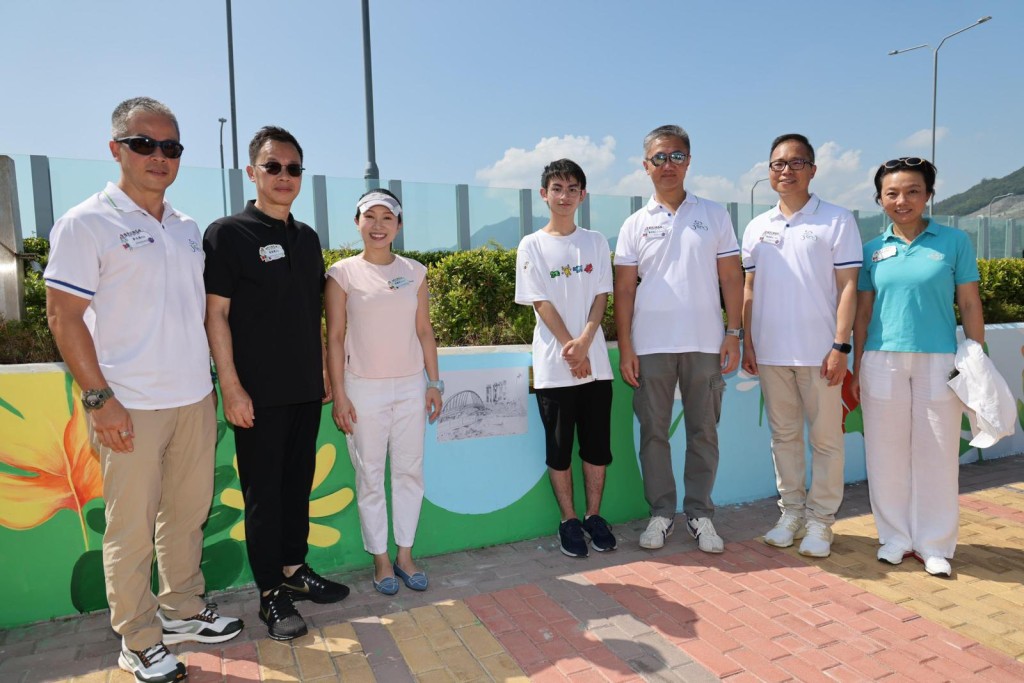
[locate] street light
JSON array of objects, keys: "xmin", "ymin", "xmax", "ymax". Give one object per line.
[
  {"xmin": 225, "ymin": 0, "xmax": 239, "ymax": 169},
  {"xmin": 750, "ymin": 178, "xmax": 770, "ymax": 220},
  {"xmin": 888, "ymin": 15, "xmax": 992, "ymax": 213},
  {"xmin": 986, "ymin": 192, "xmax": 1013, "ymax": 223},
  {"xmin": 361, "ymin": 0, "xmax": 379, "ymax": 185},
  {"xmin": 218, "ymin": 117, "xmax": 228, "ymax": 216}
]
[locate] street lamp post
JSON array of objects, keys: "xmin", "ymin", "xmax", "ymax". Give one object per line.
[
  {"xmin": 750, "ymin": 177, "xmax": 770, "ymax": 221},
  {"xmin": 218, "ymin": 117, "xmax": 228, "ymax": 216},
  {"xmin": 361, "ymin": 0, "xmax": 379, "ymax": 184},
  {"xmin": 888, "ymin": 16, "xmax": 992, "ymax": 213},
  {"xmin": 983, "ymin": 192, "xmax": 1012, "ymax": 259},
  {"xmin": 225, "ymin": 0, "xmax": 239, "ymax": 169}
]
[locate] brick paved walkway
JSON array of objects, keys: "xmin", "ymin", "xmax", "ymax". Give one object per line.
[{"xmin": 2, "ymin": 455, "xmax": 1023, "ymax": 682}]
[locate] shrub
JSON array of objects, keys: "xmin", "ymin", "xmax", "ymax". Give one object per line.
[{"xmin": 1, "ymin": 237, "xmax": 1021, "ymax": 364}]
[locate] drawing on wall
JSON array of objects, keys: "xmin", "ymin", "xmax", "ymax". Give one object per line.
[{"xmin": 436, "ymin": 367, "xmax": 528, "ymax": 442}]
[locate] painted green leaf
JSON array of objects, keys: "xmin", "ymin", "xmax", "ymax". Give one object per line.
[
  {"xmin": 203, "ymin": 504, "xmax": 241, "ymax": 537},
  {"xmin": 70, "ymin": 550, "xmax": 107, "ymax": 613},
  {"xmin": 213, "ymin": 465, "xmax": 236, "ymax": 493},
  {"xmin": 1017, "ymin": 398, "xmax": 1023, "ymax": 431},
  {"xmin": 216, "ymin": 419, "xmax": 228, "ymax": 445},
  {"xmin": 201, "ymin": 539, "xmax": 245, "ymax": 592},
  {"xmin": 667, "ymin": 409, "xmax": 684, "ymax": 439},
  {"xmin": 961, "ymin": 413, "xmax": 971, "ymax": 431},
  {"xmin": 86, "ymin": 508, "xmax": 106, "ymax": 535},
  {"xmin": 844, "ymin": 405, "xmax": 864, "ymax": 435}
]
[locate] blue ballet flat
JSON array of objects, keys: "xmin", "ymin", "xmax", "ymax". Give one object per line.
[
  {"xmin": 373, "ymin": 575, "xmax": 400, "ymax": 596},
  {"xmin": 393, "ymin": 563, "xmax": 428, "ymax": 591}
]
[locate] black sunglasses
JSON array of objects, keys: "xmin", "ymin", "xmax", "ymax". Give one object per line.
[
  {"xmin": 257, "ymin": 162, "xmax": 304, "ymax": 177},
  {"xmin": 114, "ymin": 135, "xmax": 185, "ymax": 159},
  {"xmin": 646, "ymin": 151, "xmax": 689, "ymax": 167},
  {"xmin": 883, "ymin": 157, "xmax": 926, "ymax": 170}
]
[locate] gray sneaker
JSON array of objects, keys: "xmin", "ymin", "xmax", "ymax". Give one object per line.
[
  {"xmin": 159, "ymin": 603, "xmax": 243, "ymax": 644},
  {"xmin": 118, "ymin": 641, "xmax": 185, "ymax": 683}
]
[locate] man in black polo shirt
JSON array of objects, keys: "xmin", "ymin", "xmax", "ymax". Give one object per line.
[{"xmin": 204, "ymin": 126, "xmax": 348, "ymax": 641}]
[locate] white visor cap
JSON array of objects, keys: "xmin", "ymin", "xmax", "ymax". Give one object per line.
[{"xmin": 357, "ymin": 192, "xmax": 402, "ymax": 217}]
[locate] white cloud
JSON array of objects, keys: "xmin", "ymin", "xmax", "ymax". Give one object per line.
[
  {"xmin": 687, "ymin": 175, "xmax": 742, "ymax": 201},
  {"xmin": 475, "ymin": 135, "xmax": 617, "ymax": 189},
  {"xmin": 901, "ymin": 127, "xmax": 949, "ymax": 149},
  {"xmin": 605, "ymin": 169, "xmax": 650, "ymax": 196}
]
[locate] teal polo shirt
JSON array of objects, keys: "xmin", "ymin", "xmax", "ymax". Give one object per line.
[{"xmin": 858, "ymin": 220, "xmax": 979, "ymax": 354}]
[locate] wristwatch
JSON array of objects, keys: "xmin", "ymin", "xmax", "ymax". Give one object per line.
[
  {"xmin": 81, "ymin": 387, "xmax": 115, "ymax": 411},
  {"xmin": 832, "ymin": 342, "xmax": 852, "ymax": 354},
  {"xmin": 426, "ymin": 379, "xmax": 445, "ymax": 395},
  {"xmin": 725, "ymin": 328, "xmax": 744, "ymax": 340}
]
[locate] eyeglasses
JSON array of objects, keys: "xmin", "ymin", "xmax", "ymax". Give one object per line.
[
  {"xmin": 768, "ymin": 158, "xmax": 813, "ymax": 172},
  {"xmin": 257, "ymin": 161, "xmax": 305, "ymax": 177},
  {"xmin": 546, "ymin": 187, "xmax": 582, "ymax": 197},
  {"xmin": 646, "ymin": 151, "xmax": 689, "ymax": 167},
  {"xmin": 114, "ymin": 136, "xmax": 185, "ymax": 159},
  {"xmin": 883, "ymin": 157, "xmax": 926, "ymax": 169}
]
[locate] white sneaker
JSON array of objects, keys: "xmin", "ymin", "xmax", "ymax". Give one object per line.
[
  {"xmin": 118, "ymin": 641, "xmax": 185, "ymax": 683},
  {"xmin": 159, "ymin": 603, "xmax": 244, "ymax": 644},
  {"xmin": 763, "ymin": 512, "xmax": 806, "ymax": 548},
  {"xmin": 639, "ymin": 516, "xmax": 674, "ymax": 549},
  {"xmin": 687, "ymin": 516, "xmax": 724, "ymax": 554},
  {"xmin": 877, "ymin": 544, "xmax": 910, "ymax": 565},
  {"xmin": 923, "ymin": 555, "xmax": 952, "ymax": 577},
  {"xmin": 797, "ymin": 520, "xmax": 833, "ymax": 558}
]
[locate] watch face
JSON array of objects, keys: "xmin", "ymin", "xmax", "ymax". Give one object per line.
[{"xmin": 84, "ymin": 393, "xmax": 101, "ymax": 407}]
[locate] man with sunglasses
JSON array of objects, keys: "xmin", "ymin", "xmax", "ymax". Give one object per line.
[
  {"xmin": 204, "ymin": 126, "xmax": 348, "ymax": 642},
  {"xmin": 741, "ymin": 134, "xmax": 861, "ymax": 558},
  {"xmin": 614, "ymin": 125, "xmax": 744, "ymax": 554},
  {"xmin": 45, "ymin": 97, "xmax": 242, "ymax": 683}
]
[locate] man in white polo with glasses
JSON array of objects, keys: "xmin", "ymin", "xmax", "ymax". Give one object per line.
[
  {"xmin": 741, "ymin": 133, "xmax": 861, "ymax": 558},
  {"xmin": 614, "ymin": 124, "xmax": 744, "ymax": 554},
  {"xmin": 45, "ymin": 97, "xmax": 242, "ymax": 683}
]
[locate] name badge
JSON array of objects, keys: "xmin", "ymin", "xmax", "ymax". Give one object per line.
[
  {"xmin": 643, "ymin": 226, "xmax": 668, "ymax": 239},
  {"xmin": 119, "ymin": 229, "xmax": 155, "ymax": 251},
  {"xmin": 872, "ymin": 245, "xmax": 897, "ymax": 262},
  {"xmin": 388, "ymin": 276, "xmax": 413, "ymax": 290},
  {"xmin": 259, "ymin": 244, "xmax": 286, "ymax": 262},
  {"xmin": 760, "ymin": 231, "xmax": 782, "ymax": 246}
]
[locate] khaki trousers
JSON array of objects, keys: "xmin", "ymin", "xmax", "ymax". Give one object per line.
[
  {"xmin": 95, "ymin": 395, "xmax": 216, "ymax": 650},
  {"xmin": 759, "ymin": 365, "xmax": 845, "ymax": 524}
]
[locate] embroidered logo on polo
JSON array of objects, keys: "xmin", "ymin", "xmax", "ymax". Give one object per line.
[
  {"xmin": 388, "ymin": 276, "xmax": 413, "ymax": 290},
  {"xmin": 691, "ymin": 220, "xmax": 709, "ymax": 232},
  {"xmin": 548, "ymin": 263, "xmax": 594, "ymax": 279},
  {"xmin": 119, "ymin": 229, "xmax": 155, "ymax": 250},
  {"xmin": 800, "ymin": 230, "xmax": 819, "ymax": 241},
  {"xmin": 259, "ymin": 244, "xmax": 286, "ymax": 262},
  {"xmin": 188, "ymin": 239, "xmax": 201, "ymax": 253}
]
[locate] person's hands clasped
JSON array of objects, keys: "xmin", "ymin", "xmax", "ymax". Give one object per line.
[{"xmin": 90, "ymin": 398, "xmax": 135, "ymax": 453}]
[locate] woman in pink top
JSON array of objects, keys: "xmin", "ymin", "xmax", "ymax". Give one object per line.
[{"xmin": 325, "ymin": 189, "xmax": 443, "ymax": 595}]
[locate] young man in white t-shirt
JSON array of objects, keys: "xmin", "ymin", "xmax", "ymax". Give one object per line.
[
  {"xmin": 614, "ymin": 125, "xmax": 744, "ymax": 554},
  {"xmin": 741, "ymin": 133, "xmax": 862, "ymax": 558},
  {"xmin": 514, "ymin": 159, "xmax": 617, "ymax": 558}
]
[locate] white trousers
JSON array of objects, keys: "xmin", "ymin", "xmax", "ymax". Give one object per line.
[
  {"xmin": 344, "ymin": 372, "xmax": 426, "ymax": 555},
  {"xmin": 860, "ymin": 351, "xmax": 962, "ymax": 558},
  {"xmin": 759, "ymin": 365, "xmax": 845, "ymax": 524}
]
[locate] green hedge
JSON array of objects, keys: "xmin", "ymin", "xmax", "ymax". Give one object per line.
[{"xmin": 3, "ymin": 241, "xmax": 1022, "ymax": 364}]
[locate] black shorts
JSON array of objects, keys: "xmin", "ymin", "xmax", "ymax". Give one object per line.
[{"xmin": 535, "ymin": 380, "xmax": 613, "ymax": 471}]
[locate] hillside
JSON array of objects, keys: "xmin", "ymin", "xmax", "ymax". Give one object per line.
[{"xmin": 934, "ymin": 165, "xmax": 1024, "ymax": 216}]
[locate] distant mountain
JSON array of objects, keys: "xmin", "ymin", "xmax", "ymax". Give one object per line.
[{"xmin": 934, "ymin": 165, "xmax": 1024, "ymax": 217}]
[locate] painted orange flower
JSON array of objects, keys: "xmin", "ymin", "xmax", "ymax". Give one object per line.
[{"xmin": 0, "ymin": 372, "xmax": 102, "ymax": 549}]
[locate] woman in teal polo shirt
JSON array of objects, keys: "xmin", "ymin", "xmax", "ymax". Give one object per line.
[{"xmin": 851, "ymin": 157, "xmax": 984, "ymax": 578}]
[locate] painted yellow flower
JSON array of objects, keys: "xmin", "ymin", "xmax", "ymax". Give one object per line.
[
  {"xmin": 220, "ymin": 442, "xmax": 353, "ymax": 547},
  {"xmin": 0, "ymin": 372, "xmax": 102, "ymax": 549}
]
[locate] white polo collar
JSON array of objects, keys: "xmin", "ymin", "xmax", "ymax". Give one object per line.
[
  {"xmin": 101, "ymin": 181, "xmax": 181, "ymax": 220},
  {"xmin": 645, "ymin": 192, "xmax": 697, "ymax": 215},
  {"xmin": 768, "ymin": 193, "xmax": 821, "ymax": 223}
]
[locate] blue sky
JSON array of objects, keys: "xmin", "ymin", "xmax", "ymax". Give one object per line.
[{"xmin": 2, "ymin": 1, "xmax": 1021, "ymax": 210}]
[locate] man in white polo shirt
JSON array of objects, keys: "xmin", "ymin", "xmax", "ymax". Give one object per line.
[
  {"xmin": 741, "ymin": 133, "xmax": 862, "ymax": 558},
  {"xmin": 45, "ymin": 97, "xmax": 241, "ymax": 683},
  {"xmin": 614, "ymin": 124, "xmax": 744, "ymax": 554}
]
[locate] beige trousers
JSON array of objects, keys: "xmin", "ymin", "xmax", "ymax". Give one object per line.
[
  {"xmin": 759, "ymin": 365, "xmax": 845, "ymax": 524},
  {"xmin": 94, "ymin": 394, "xmax": 216, "ymax": 650}
]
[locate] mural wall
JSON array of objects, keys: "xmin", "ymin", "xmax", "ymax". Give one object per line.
[{"xmin": 2, "ymin": 327, "xmax": 1023, "ymax": 628}]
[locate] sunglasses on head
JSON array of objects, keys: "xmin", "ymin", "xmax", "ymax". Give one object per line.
[
  {"xmin": 114, "ymin": 135, "xmax": 185, "ymax": 159},
  {"xmin": 646, "ymin": 151, "xmax": 689, "ymax": 167},
  {"xmin": 883, "ymin": 157, "xmax": 927, "ymax": 170},
  {"xmin": 257, "ymin": 161, "xmax": 304, "ymax": 177}
]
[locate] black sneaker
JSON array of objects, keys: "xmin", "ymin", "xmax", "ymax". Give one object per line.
[
  {"xmin": 281, "ymin": 564, "xmax": 351, "ymax": 604},
  {"xmin": 259, "ymin": 587, "xmax": 308, "ymax": 641},
  {"xmin": 582, "ymin": 514, "xmax": 617, "ymax": 552},
  {"xmin": 558, "ymin": 519, "xmax": 589, "ymax": 558}
]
